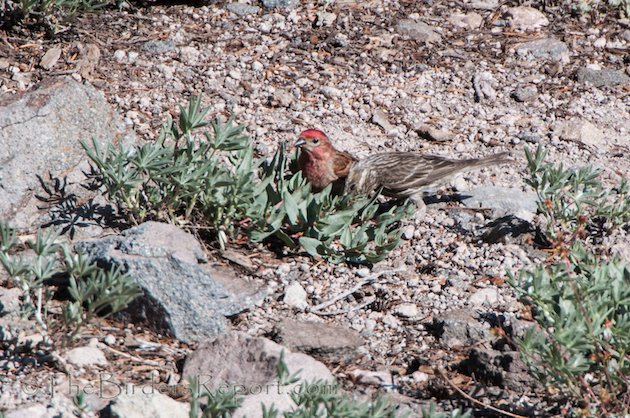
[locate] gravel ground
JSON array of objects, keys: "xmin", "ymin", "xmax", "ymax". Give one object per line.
[{"xmin": 1, "ymin": 0, "xmax": 629, "ymax": 415}]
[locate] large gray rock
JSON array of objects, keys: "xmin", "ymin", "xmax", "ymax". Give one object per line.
[
  {"xmin": 75, "ymin": 222, "xmax": 266, "ymax": 343},
  {"xmin": 576, "ymin": 67, "xmax": 630, "ymax": 88},
  {"xmin": 462, "ymin": 186, "xmax": 537, "ymax": 221},
  {"xmin": 270, "ymin": 319, "xmax": 363, "ymax": 361},
  {"xmin": 103, "ymin": 391, "xmax": 190, "ymax": 418},
  {"xmin": 0, "ymin": 77, "xmax": 135, "ymax": 230},
  {"xmin": 183, "ymin": 331, "xmax": 334, "ymax": 418},
  {"xmin": 5, "ymin": 394, "xmax": 79, "ymax": 418}
]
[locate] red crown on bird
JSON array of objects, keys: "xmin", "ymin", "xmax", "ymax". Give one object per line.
[{"xmin": 299, "ymin": 129, "xmax": 329, "ymax": 141}]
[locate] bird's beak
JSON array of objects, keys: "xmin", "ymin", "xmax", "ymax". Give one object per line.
[{"xmin": 294, "ymin": 138, "xmax": 306, "ymax": 147}]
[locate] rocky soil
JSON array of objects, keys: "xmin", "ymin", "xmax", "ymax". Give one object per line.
[{"xmin": 0, "ymin": 0, "xmax": 629, "ymax": 416}]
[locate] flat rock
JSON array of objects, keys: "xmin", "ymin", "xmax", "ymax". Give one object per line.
[
  {"xmin": 462, "ymin": 186, "xmax": 537, "ymax": 221},
  {"xmin": 103, "ymin": 391, "xmax": 189, "ymax": 418},
  {"xmin": 576, "ymin": 67, "xmax": 630, "ymax": 88},
  {"xmin": 515, "ymin": 38, "xmax": 570, "ymax": 63},
  {"xmin": 183, "ymin": 331, "xmax": 334, "ymax": 417},
  {"xmin": 467, "ymin": 0, "xmax": 499, "ymax": 9},
  {"xmin": 270, "ymin": 318, "xmax": 363, "ymax": 360},
  {"xmin": 261, "ymin": 0, "xmax": 298, "ymax": 8},
  {"xmin": 283, "ymin": 282, "xmax": 308, "ymax": 309},
  {"xmin": 371, "ymin": 108, "xmax": 395, "ymax": 132},
  {"xmin": 349, "ymin": 369, "xmax": 393, "ymax": 388},
  {"xmin": 505, "ymin": 6, "xmax": 549, "ymax": 31},
  {"xmin": 425, "ymin": 309, "xmax": 490, "ymax": 349},
  {"xmin": 469, "ymin": 287, "xmax": 500, "ymax": 306},
  {"xmin": 415, "ymin": 125, "xmax": 454, "ymax": 142},
  {"xmin": 76, "ymin": 222, "xmax": 266, "ymax": 343},
  {"xmin": 39, "ymin": 47, "xmax": 62, "ymax": 70},
  {"xmin": 511, "ymin": 85, "xmax": 538, "ymax": 102},
  {"xmin": 142, "ymin": 40, "xmax": 176, "ymax": 54},
  {"xmin": 0, "ymin": 77, "xmax": 135, "ymax": 230},
  {"xmin": 394, "ymin": 303, "xmax": 420, "ymax": 318},
  {"xmin": 64, "ymin": 346, "xmax": 108, "ymax": 367},
  {"xmin": 554, "ymin": 118, "xmax": 606, "ymax": 148},
  {"xmin": 226, "ymin": 2, "xmax": 261, "ymax": 16},
  {"xmin": 448, "ymin": 12, "xmax": 483, "ymax": 30},
  {"xmin": 396, "ymin": 19, "xmax": 441, "ymax": 44}
]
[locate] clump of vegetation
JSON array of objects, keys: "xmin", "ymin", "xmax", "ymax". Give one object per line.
[
  {"xmin": 188, "ymin": 350, "xmax": 470, "ymax": 418},
  {"xmin": 250, "ymin": 143, "xmax": 413, "ymax": 263},
  {"xmin": 2, "ymin": 0, "xmax": 109, "ymax": 33},
  {"xmin": 574, "ymin": 0, "xmax": 630, "ymax": 18},
  {"xmin": 508, "ymin": 145, "xmax": 630, "ymax": 415},
  {"xmin": 524, "ymin": 145, "xmax": 630, "ymax": 249},
  {"xmin": 83, "ymin": 97, "xmax": 413, "ymax": 264},
  {"xmin": 0, "ymin": 222, "xmax": 141, "ymax": 345}
]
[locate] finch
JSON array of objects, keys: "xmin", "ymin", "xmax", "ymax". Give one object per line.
[
  {"xmin": 295, "ymin": 129, "xmax": 512, "ymax": 208},
  {"xmin": 295, "ymin": 129, "xmax": 357, "ymax": 192}
]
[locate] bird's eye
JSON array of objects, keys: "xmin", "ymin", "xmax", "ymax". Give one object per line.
[{"xmin": 312, "ymin": 138, "xmax": 319, "ymax": 144}]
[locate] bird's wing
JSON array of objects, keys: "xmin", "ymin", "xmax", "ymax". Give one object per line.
[
  {"xmin": 332, "ymin": 150, "xmax": 358, "ymax": 178},
  {"xmin": 362, "ymin": 153, "xmax": 465, "ymax": 192}
]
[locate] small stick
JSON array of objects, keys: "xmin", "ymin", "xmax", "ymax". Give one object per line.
[
  {"xmin": 309, "ymin": 267, "xmax": 405, "ymax": 314},
  {"xmin": 311, "ymin": 298, "xmax": 375, "ymax": 316},
  {"xmin": 436, "ymin": 367, "xmax": 527, "ymax": 418},
  {"xmin": 99, "ymin": 343, "xmax": 163, "ymax": 367}
]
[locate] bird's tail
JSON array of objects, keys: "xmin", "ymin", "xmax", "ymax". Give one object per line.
[{"xmin": 458, "ymin": 152, "xmax": 513, "ymax": 169}]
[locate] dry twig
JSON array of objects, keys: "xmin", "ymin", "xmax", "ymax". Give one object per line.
[
  {"xmin": 436, "ymin": 367, "xmax": 527, "ymax": 418},
  {"xmin": 309, "ymin": 267, "xmax": 405, "ymax": 315}
]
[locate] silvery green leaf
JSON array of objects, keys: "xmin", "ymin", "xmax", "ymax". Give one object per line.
[
  {"xmin": 299, "ymin": 236, "xmax": 322, "ymax": 257},
  {"xmin": 283, "ymin": 191, "xmax": 300, "ymax": 225},
  {"xmin": 274, "ymin": 229, "xmax": 297, "ymax": 249}
]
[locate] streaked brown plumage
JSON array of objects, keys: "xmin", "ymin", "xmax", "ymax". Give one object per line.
[{"xmin": 344, "ymin": 151, "xmax": 512, "ymax": 204}]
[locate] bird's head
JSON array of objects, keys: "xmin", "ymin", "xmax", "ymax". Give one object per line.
[{"xmin": 295, "ymin": 129, "xmax": 332, "ymax": 153}]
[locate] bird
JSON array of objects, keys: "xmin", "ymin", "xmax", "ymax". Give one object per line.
[
  {"xmin": 295, "ymin": 129, "xmax": 512, "ymax": 209},
  {"xmin": 294, "ymin": 129, "xmax": 357, "ymax": 192}
]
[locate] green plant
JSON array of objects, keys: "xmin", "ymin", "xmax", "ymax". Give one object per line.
[
  {"xmin": 84, "ymin": 97, "xmax": 413, "ymax": 263},
  {"xmin": 188, "ymin": 350, "xmax": 407, "ymax": 418},
  {"xmin": 251, "ymin": 144, "xmax": 414, "ymax": 264},
  {"xmin": 62, "ymin": 250, "xmax": 142, "ymax": 340},
  {"xmin": 573, "ymin": 0, "xmax": 630, "ymax": 17},
  {"xmin": 0, "ymin": 222, "xmax": 140, "ymax": 344},
  {"xmin": 419, "ymin": 403, "xmax": 472, "ymax": 418},
  {"xmin": 83, "ymin": 97, "xmax": 260, "ymax": 250},
  {"xmin": 524, "ymin": 145, "xmax": 630, "ymax": 248},
  {"xmin": 72, "ymin": 391, "xmax": 89, "ymax": 417},
  {"xmin": 2, "ymin": 0, "xmax": 109, "ymax": 32},
  {"xmin": 277, "ymin": 350, "xmax": 301, "ymax": 386},
  {"xmin": 509, "ymin": 146, "xmax": 630, "ymax": 415},
  {"xmin": 188, "ymin": 376, "xmax": 244, "ymax": 418},
  {"xmin": 608, "ymin": 0, "xmax": 630, "ymax": 16}
]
